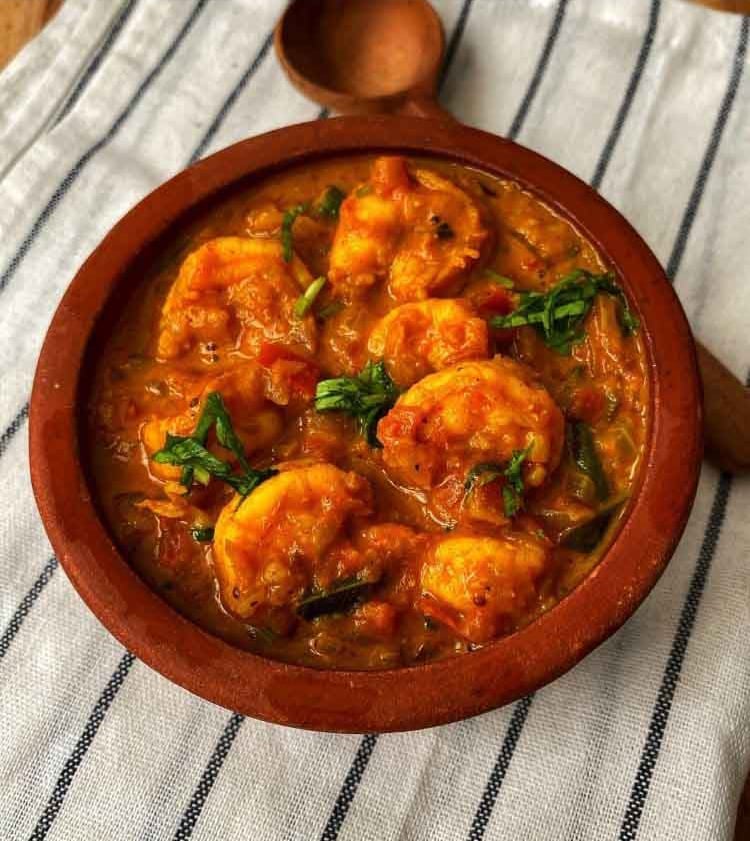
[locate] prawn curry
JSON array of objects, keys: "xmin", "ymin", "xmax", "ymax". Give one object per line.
[{"xmin": 88, "ymin": 155, "xmax": 648, "ymax": 670}]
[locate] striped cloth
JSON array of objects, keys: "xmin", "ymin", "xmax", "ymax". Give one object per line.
[{"xmin": 1, "ymin": 1, "xmax": 749, "ymax": 838}]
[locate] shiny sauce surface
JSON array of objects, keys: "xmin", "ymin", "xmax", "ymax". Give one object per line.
[{"xmin": 87, "ymin": 155, "xmax": 648, "ymax": 670}]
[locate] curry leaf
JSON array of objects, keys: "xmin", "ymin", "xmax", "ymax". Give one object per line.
[
  {"xmin": 317, "ymin": 300, "xmax": 345, "ymax": 321},
  {"xmin": 567, "ymin": 422, "xmax": 609, "ymax": 501},
  {"xmin": 558, "ymin": 496, "xmax": 628, "ymax": 552},
  {"xmin": 297, "ymin": 577, "xmax": 373, "ymax": 620}
]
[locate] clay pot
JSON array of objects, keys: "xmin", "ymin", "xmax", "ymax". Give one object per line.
[{"xmin": 30, "ymin": 116, "xmax": 702, "ymax": 732}]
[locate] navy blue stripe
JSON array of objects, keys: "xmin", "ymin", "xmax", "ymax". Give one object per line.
[
  {"xmin": 590, "ymin": 0, "xmax": 661, "ymax": 190},
  {"xmin": 320, "ymin": 735, "xmax": 379, "ymax": 841},
  {"xmin": 0, "ymin": 15, "xmax": 275, "ymax": 463},
  {"xmin": 171, "ymin": 6, "xmax": 480, "ymax": 834},
  {"xmin": 306, "ymin": 7, "xmax": 484, "ymax": 837},
  {"xmin": 0, "ymin": 0, "xmax": 208, "ymax": 298},
  {"xmin": 618, "ymin": 469, "xmax": 736, "ymax": 839},
  {"xmin": 0, "ymin": 556, "xmax": 58, "ymax": 661},
  {"xmin": 54, "ymin": 0, "xmax": 140, "ymax": 126},
  {"xmin": 189, "ymin": 31, "xmax": 274, "ymax": 162},
  {"xmin": 465, "ymin": 2, "xmax": 668, "ymax": 833},
  {"xmin": 29, "ymin": 651, "xmax": 136, "ymax": 841},
  {"xmin": 172, "ymin": 713, "xmax": 245, "ymax": 840},
  {"xmin": 617, "ymin": 21, "xmax": 748, "ymax": 835},
  {"xmin": 439, "ymin": 0, "xmax": 475, "ymax": 90},
  {"xmin": 666, "ymin": 16, "xmax": 748, "ymax": 282},
  {"xmin": 468, "ymin": 696, "xmax": 534, "ymax": 841},
  {"xmin": 508, "ymin": 0, "xmax": 570, "ymax": 140},
  {"xmin": 0, "ymin": 402, "xmax": 29, "ymax": 459},
  {"xmin": 15, "ymin": 6, "xmax": 278, "ymax": 836},
  {"xmin": 171, "ymin": 102, "xmax": 330, "ymax": 837}
]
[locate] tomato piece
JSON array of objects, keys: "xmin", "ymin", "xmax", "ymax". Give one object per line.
[
  {"xmin": 258, "ymin": 342, "xmax": 319, "ymax": 401},
  {"xmin": 371, "ymin": 156, "xmax": 412, "ymax": 199},
  {"xmin": 477, "ymin": 286, "xmax": 514, "ymax": 318},
  {"xmin": 569, "ymin": 386, "xmax": 605, "ymax": 424}
]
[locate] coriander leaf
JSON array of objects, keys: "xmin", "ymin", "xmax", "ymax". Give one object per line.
[
  {"xmin": 280, "ymin": 203, "xmax": 309, "ymax": 262},
  {"xmin": 193, "ymin": 465, "xmax": 211, "ymax": 486},
  {"xmin": 151, "ymin": 391, "xmax": 277, "ymax": 501},
  {"xmin": 355, "ymin": 184, "xmax": 372, "ymax": 198},
  {"xmin": 192, "ymin": 399, "xmax": 217, "ymax": 444},
  {"xmin": 191, "ymin": 526, "xmax": 214, "ymax": 542},
  {"xmin": 590, "ymin": 274, "xmax": 640, "ymax": 335},
  {"xmin": 315, "ymin": 360, "xmax": 399, "ymax": 447},
  {"xmin": 152, "ymin": 435, "xmax": 232, "ymax": 477},
  {"xmin": 501, "ymin": 446, "xmax": 531, "ymax": 517},
  {"xmin": 227, "ymin": 466, "xmax": 278, "ymax": 500},
  {"xmin": 202, "ymin": 392, "xmax": 250, "ymax": 472},
  {"xmin": 316, "ymin": 186, "xmax": 345, "ymax": 219},
  {"xmin": 503, "ymin": 484, "xmax": 522, "ymax": 518},
  {"xmin": 503, "ymin": 446, "xmax": 530, "ymax": 494},
  {"xmin": 294, "ymin": 276, "xmax": 327, "ymax": 318},
  {"xmin": 484, "ymin": 269, "xmax": 514, "ymax": 288},
  {"xmin": 464, "ymin": 462, "xmax": 504, "ymax": 492},
  {"xmin": 490, "ymin": 270, "xmax": 638, "ymax": 354},
  {"xmin": 464, "ymin": 447, "xmax": 531, "ymax": 518}
]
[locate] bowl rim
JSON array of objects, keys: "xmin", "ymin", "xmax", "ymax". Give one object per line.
[{"xmin": 29, "ymin": 115, "xmax": 702, "ymax": 733}]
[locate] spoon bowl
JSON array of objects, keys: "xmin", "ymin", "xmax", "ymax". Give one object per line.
[{"xmin": 275, "ymin": 0, "xmax": 445, "ymax": 114}]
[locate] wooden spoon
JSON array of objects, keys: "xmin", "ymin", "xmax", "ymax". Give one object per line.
[
  {"xmin": 274, "ymin": 0, "xmax": 450, "ymax": 119},
  {"xmin": 275, "ymin": 0, "xmax": 750, "ymax": 474}
]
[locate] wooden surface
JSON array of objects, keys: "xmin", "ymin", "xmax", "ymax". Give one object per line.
[
  {"xmin": 2, "ymin": 0, "xmax": 750, "ymax": 833},
  {"xmin": 693, "ymin": 0, "xmax": 750, "ymax": 10},
  {"xmin": 0, "ymin": 0, "xmax": 63, "ymax": 69}
]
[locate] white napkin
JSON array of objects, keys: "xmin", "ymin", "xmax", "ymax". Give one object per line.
[{"xmin": 1, "ymin": 1, "xmax": 749, "ymax": 839}]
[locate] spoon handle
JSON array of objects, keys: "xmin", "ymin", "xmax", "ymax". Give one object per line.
[
  {"xmin": 696, "ymin": 341, "xmax": 750, "ymax": 474},
  {"xmin": 397, "ymin": 94, "xmax": 455, "ymax": 121}
]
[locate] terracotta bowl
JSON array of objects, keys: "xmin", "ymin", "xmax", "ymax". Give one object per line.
[{"xmin": 30, "ymin": 117, "xmax": 702, "ymax": 733}]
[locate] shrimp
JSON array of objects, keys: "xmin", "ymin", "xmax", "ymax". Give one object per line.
[
  {"xmin": 377, "ymin": 357, "xmax": 564, "ymax": 522},
  {"xmin": 328, "ymin": 157, "xmax": 489, "ymax": 301},
  {"xmin": 367, "ymin": 298, "xmax": 489, "ymax": 387},
  {"xmin": 157, "ymin": 237, "xmax": 317, "ymax": 360},
  {"xmin": 419, "ymin": 532, "xmax": 549, "ymax": 643},
  {"xmin": 212, "ymin": 463, "xmax": 373, "ymax": 623},
  {"xmin": 140, "ymin": 364, "xmax": 283, "ymax": 483}
]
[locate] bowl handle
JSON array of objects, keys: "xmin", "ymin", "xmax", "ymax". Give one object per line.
[{"xmin": 696, "ymin": 342, "xmax": 750, "ymax": 473}]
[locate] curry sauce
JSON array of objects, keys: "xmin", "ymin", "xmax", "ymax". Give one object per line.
[{"xmin": 87, "ymin": 155, "xmax": 648, "ymax": 670}]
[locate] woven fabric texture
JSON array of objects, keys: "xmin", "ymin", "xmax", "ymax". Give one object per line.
[{"xmin": 1, "ymin": 1, "xmax": 749, "ymax": 839}]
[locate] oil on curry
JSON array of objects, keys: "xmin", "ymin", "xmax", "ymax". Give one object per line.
[{"xmin": 88, "ymin": 155, "xmax": 648, "ymax": 670}]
